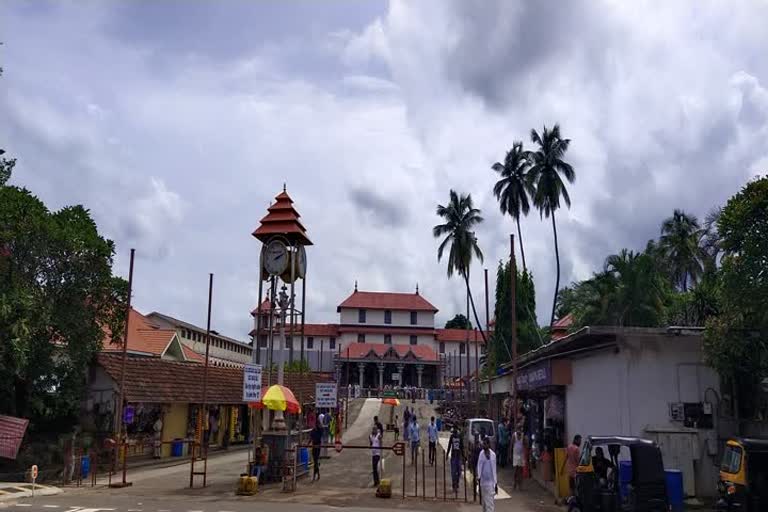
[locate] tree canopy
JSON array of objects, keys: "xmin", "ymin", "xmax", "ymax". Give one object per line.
[
  {"xmin": 0, "ymin": 156, "xmax": 127, "ymax": 431},
  {"xmin": 445, "ymin": 314, "xmax": 472, "ymax": 330}
]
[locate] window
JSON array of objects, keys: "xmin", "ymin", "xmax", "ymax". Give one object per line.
[
  {"xmin": 359, "ymin": 309, "xmax": 367, "ymax": 323},
  {"xmin": 439, "ymin": 342, "xmax": 445, "ymax": 354},
  {"xmin": 329, "ymin": 337, "xmax": 336, "ymax": 350},
  {"xmin": 721, "ymin": 445, "xmax": 743, "ymax": 473},
  {"xmin": 259, "ymin": 336, "xmax": 267, "ymax": 348},
  {"xmin": 307, "ymin": 337, "xmax": 314, "ymax": 349},
  {"xmin": 409, "ymin": 335, "xmax": 417, "ymax": 345},
  {"xmin": 384, "ymin": 334, "xmax": 392, "ymax": 344},
  {"xmin": 384, "ymin": 310, "xmax": 392, "ymax": 324},
  {"xmin": 358, "ymin": 334, "xmax": 365, "ymax": 343},
  {"xmin": 410, "ymin": 311, "xmax": 417, "ymax": 325},
  {"xmin": 460, "ymin": 342, "xmax": 466, "ymax": 354}
]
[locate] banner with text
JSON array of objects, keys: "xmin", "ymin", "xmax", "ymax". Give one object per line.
[
  {"xmin": 243, "ymin": 363, "xmax": 263, "ymax": 402},
  {"xmin": 315, "ymin": 382, "xmax": 338, "ymax": 408}
]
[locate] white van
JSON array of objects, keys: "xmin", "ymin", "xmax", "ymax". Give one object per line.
[{"xmin": 463, "ymin": 418, "xmax": 496, "ymax": 456}]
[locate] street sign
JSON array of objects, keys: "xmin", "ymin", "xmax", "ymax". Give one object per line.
[
  {"xmin": 243, "ymin": 363, "xmax": 262, "ymax": 402},
  {"xmin": 392, "ymin": 442, "xmax": 405, "ymax": 456},
  {"xmin": 391, "ymin": 373, "xmax": 400, "ymax": 381},
  {"xmin": 31, "ymin": 464, "xmax": 38, "ymax": 479},
  {"xmin": 316, "ymin": 383, "xmax": 338, "ymax": 408},
  {"xmin": 123, "ymin": 405, "xmax": 134, "ymax": 424},
  {"xmin": 334, "ymin": 440, "xmax": 343, "ymax": 453}
]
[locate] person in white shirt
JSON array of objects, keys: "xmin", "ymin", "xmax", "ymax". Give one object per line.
[
  {"xmin": 369, "ymin": 426, "xmax": 382, "ymax": 487},
  {"xmin": 427, "ymin": 416, "xmax": 438, "ymax": 465},
  {"xmin": 476, "ymin": 437, "xmax": 498, "ymax": 512}
]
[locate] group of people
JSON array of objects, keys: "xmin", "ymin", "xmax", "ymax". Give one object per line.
[
  {"xmin": 309, "ymin": 409, "xmax": 334, "ymax": 481},
  {"xmin": 495, "ymin": 417, "xmax": 529, "ymax": 490},
  {"xmin": 445, "ymin": 425, "xmax": 498, "ymax": 512}
]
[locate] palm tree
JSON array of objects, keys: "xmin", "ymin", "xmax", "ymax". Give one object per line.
[
  {"xmin": 433, "ymin": 190, "xmax": 488, "ymax": 344},
  {"xmin": 527, "ymin": 124, "xmax": 575, "ymax": 328},
  {"xmin": 492, "ymin": 141, "xmax": 535, "ymax": 271},
  {"xmin": 603, "ymin": 249, "xmax": 666, "ymax": 327},
  {"xmin": 660, "ymin": 209, "xmax": 703, "ymax": 291}
]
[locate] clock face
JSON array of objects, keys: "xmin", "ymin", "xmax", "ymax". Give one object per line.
[
  {"xmin": 263, "ymin": 240, "xmax": 288, "ymax": 276},
  {"xmin": 297, "ymin": 245, "xmax": 307, "ymax": 278}
]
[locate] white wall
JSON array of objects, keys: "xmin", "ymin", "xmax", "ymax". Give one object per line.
[{"xmin": 339, "ymin": 307, "xmax": 435, "ymax": 327}]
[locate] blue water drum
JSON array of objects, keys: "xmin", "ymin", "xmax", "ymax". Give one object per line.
[
  {"xmin": 618, "ymin": 461, "xmax": 633, "ymax": 498},
  {"xmin": 171, "ymin": 439, "xmax": 184, "ymax": 457},
  {"xmin": 665, "ymin": 469, "xmax": 684, "ymax": 512},
  {"xmin": 80, "ymin": 455, "xmax": 90, "ymax": 478},
  {"xmin": 299, "ymin": 447, "xmax": 309, "ymax": 471}
]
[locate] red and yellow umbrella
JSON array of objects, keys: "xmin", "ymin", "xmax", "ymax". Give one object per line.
[
  {"xmin": 382, "ymin": 397, "xmax": 400, "ymax": 407},
  {"xmin": 248, "ymin": 384, "xmax": 301, "ymax": 414}
]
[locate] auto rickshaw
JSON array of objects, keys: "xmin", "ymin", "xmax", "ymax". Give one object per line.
[
  {"xmin": 567, "ymin": 436, "xmax": 668, "ymax": 512},
  {"xmin": 717, "ymin": 437, "xmax": 768, "ymax": 511}
]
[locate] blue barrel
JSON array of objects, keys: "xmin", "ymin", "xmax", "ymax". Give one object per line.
[
  {"xmin": 80, "ymin": 455, "xmax": 90, "ymax": 478},
  {"xmin": 665, "ymin": 469, "xmax": 684, "ymax": 512},
  {"xmin": 299, "ymin": 447, "xmax": 309, "ymax": 471},
  {"xmin": 618, "ymin": 461, "xmax": 632, "ymax": 498},
  {"xmin": 171, "ymin": 439, "xmax": 184, "ymax": 457},
  {"xmin": 436, "ymin": 418, "xmax": 443, "ymax": 431}
]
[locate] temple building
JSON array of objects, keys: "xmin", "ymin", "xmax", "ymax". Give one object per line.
[{"xmin": 250, "ymin": 285, "xmax": 488, "ymax": 387}]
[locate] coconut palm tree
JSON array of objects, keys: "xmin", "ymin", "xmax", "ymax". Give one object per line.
[
  {"xmin": 433, "ymin": 190, "xmax": 488, "ymax": 344},
  {"xmin": 492, "ymin": 141, "xmax": 535, "ymax": 271},
  {"xmin": 603, "ymin": 249, "xmax": 667, "ymax": 327},
  {"xmin": 660, "ymin": 209, "xmax": 703, "ymax": 291},
  {"xmin": 527, "ymin": 124, "xmax": 575, "ymax": 328}
]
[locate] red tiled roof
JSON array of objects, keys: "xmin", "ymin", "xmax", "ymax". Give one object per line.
[
  {"xmin": 250, "ymin": 299, "xmax": 272, "ymax": 316},
  {"xmin": 435, "ymin": 328, "xmax": 488, "ymax": 344},
  {"xmin": 338, "ymin": 326, "xmax": 435, "ymax": 336},
  {"xmin": 102, "ymin": 309, "xmax": 184, "ymax": 358},
  {"xmin": 338, "ymin": 342, "xmax": 439, "ymax": 362},
  {"xmin": 252, "ymin": 189, "xmax": 312, "ymax": 245},
  {"xmin": 551, "ymin": 313, "xmax": 574, "ymax": 340},
  {"xmin": 96, "ymin": 354, "xmax": 331, "ymax": 404},
  {"xmin": 337, "ymin": 291, "xmax": 438, "ymax": 312},
  {"xmin": 181, "ymin": 345, "xmax": 205, "ymax": 362}
]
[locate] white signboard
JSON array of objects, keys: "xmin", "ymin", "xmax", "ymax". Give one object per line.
[
  {"xmin": 315, "ymin": 382, "xmax": 338, "ymax": 408},
  {"xmin": 243, "ymin": 363, "xmax": 262, "ymax": 402},
  {"xmin": 391, "ymin": 373, "xmax": 401, "ymax": 381}
]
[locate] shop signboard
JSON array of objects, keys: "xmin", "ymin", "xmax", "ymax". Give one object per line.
[
  {"xmin": 515, "ymin": 360, "xmax": 552, "ymax": 391},
  {"xmin": 316, "ymin": 383, "xmax": 338, "ymax": 408},
  {"xmin": 243, "ymin": 363, "xmax": 262, "ymax": 402}
]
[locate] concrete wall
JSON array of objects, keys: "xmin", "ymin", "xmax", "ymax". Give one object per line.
[{"xmin": 564, "ymin": 333, "xmax": 726, "ymax": 497}]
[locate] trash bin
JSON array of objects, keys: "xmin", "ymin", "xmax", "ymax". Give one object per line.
[
  {"xmin": 665, "ymin": 469, "xmax": 684, "ymax": 512},
  {"xmin": 299, "ymin": 447, "xmax": 309, "ymax": 471},
  {"xmin": 618, "ymin": 461, "xmax": 632, "ymax": 499},
  {"xmin": 80, "ymin": 455, "xmax": 90, "ymax": 479},
  {"xmin": 171, "ymin": 439, "xmax": 184, "ymax": 457}
]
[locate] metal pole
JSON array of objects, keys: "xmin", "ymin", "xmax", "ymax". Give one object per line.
[
  {"xmin": 115, "ymin": 248, "xmax": 135, "ymax": 487},
  {"xmin": 301, "ymin": 268, "xmax": 306, "ymax": 368},
  {"xmin": 402, "ymin": 444, "xmax": 406, "ymax": 499},
  {"xmin": 510, "ymin": 234, "xmax": 518, "ymax": 429},
  {"xmin": 267, "ymin": 277, "xmax": 276, "ymax": 386},
  {"xmin": 434, "ymin": 440, "xmax": 438, "ymax": 499},
  {"xmin": 201, "ymin": 273, "xmax": 213, "ymax": 486},
  {"xmin": 421, "ymin": 448, "xmax": 425, "ymax": 500},
  {"xmin": 485, "ymin": 268, "xmax": 492, "ymax": 418},
  {"xmin": 289, "ymin": 246, "xmax": 296, "ymax": 365},
  {"xmin": 465, "ymin": 288, "xmax": 469, "ymax": 401},
  {"xmin": 320, "ymin": 338, "xmax": 324, "ymax": 373},
  {"xmin": 474, "ymin": 328, "xmax": 480, "ymax": 417},
  {"xmin": 442, "ymin": 445, "xmax": 446, "ymax": 500}
]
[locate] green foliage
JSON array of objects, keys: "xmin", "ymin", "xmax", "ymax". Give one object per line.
[
  {"xmin": 0, "ymin": 170, "xmax": 127, "ymax": 431},
  {"xmin": 0, "ymin": 149, "xmax": 15, "ymax": 187},
  {"xmin": 284, "ymin": 358, "xmax": 311, "ymax": 374},
  {"xmin": 445, "ymin": 314, "xmax": 472, "ymax": 330},
  {"xmin": 492, "ymin": 260, "xmax": 539, "ymax": 364},
  {"xmin": 704, "ymin": 176, "xmax": 768, "ymax": 389},
  {"xmin": 660, "ymin": 209, "xmax": 704, "ymax": 291}
]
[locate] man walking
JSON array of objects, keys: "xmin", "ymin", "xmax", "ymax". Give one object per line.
[
  {"xmin": 562, "ymin": 434, "xmax": 582, "ymax": 496},
  {"xmin": 408, "ymin": 416, "xmax": 420, "ymax": 465},
  {"xmin": 476, "ymin": 437, "xmax": 497, "ymax": 512},
  {"xmin": 373, "ymin": 415, "xmax": 384, "ymax": 437},
  {"xmin": 427, "ymin": 416, "xmax": 438, "ymax": 465},
  {"xmin": 445, "ymin": 425, "xmax": 464, "ymax": 496},
  {"xmin": 496, "ymin": 419, "xmax": 508, "ymax": 468},
  {"xmin": 310, "ymin": 421, "xmax": 324, "ymax": 481},
  {"xmin": 512, "ymin": 430, "xmax": 524, "ymax": 490},
  {"xmin": 370, "ymin": 425, "xmax": 382, "ymax": 487}
]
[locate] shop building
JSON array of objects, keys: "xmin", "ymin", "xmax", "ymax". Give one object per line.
[{"xmin": 482, "ymin": 326, "xmax": 734, "ymax": 499}]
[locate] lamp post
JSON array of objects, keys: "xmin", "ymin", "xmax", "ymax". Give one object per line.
[{"xmin": 273, "ymin": 284, "xmax": 291, "ymax": 431}]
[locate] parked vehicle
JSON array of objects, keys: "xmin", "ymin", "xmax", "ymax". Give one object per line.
[
  {"xmin": 567, "ymin": 436, "xmax": 667, "ymax": 512},
  {"xmin": 717, "ymin": 437, "xmax": 768, "ymax": 512},
  {"xmin": 463, "ymin": 418, "xmax": 495, "ymax": 458}
]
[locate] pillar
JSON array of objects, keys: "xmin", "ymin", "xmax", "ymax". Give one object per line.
[
  {"xmin": 357, "ymin": 362, "xmax": 366, "ymax": 388},
  {"xmin": 416, "ymin": 364, "xmax": 424, "ymax": 388},
  {"xmin": 396, "ymin": 363, "xmax": 405, "ymax": 386},
  {"xmin": 377, "ymin": 362, "xmax": 385, "ymax": 390}
]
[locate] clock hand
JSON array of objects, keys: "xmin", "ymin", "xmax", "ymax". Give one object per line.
[{"xmin": 273, "ymin": 254, "xmax": 284, "ymax": 261}]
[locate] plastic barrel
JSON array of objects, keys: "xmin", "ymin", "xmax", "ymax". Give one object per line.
[
  {"xmin": 299, "ymin": 447, "xmax": 309, "ymax": 471},
  {"xmin": 80, "ymin": 455, "xmax": 90, "ymax": 479},
  {"xmin": 171, "ymin": 439, "xmax": 184, "ymax": 457},
  {"xmin": 665, "ymin": 469, "xmax": 684, "ymax": 512},
  {"xmin": 618, "ymin": 461, "xmax": 633, "ymax": 499}
]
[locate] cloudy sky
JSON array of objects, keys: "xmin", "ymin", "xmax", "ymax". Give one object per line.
[{"xmin": 2, "ymin": 1, "xmax": 767, "ymax": 342}]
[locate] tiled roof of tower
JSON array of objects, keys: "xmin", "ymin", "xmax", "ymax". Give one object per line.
[
  {"xmin": 435, "ymin": 328, "xmax": 488, "ymax": 344},
  {"xmin": 250, "ymin": 299, "xmax": 272, "ymax": 316},
  {"xmin": 337, "ymin": 291, "xmax": 438, "ymax": 312},
  {"xmin": 252, "ymin": 189, "xmax": 312, "ymax": 245}
]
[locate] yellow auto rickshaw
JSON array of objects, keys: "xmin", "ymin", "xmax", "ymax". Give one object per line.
[{"xmin": 717, "ymin": 437, "xmax": 768, "ymax": 511}]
